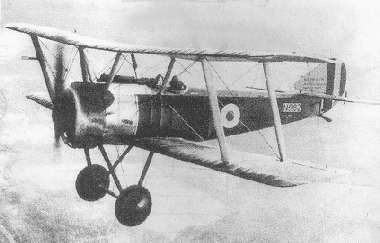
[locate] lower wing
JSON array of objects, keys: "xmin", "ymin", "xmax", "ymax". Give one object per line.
[{"xmin": 131, "ymin": 137, "xmax": 347, "ymax": 187}]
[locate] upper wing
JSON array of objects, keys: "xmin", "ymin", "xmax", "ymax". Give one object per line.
[
  {"xmin": 131, "ymin": 137, "xmax": 347, "ymax": 187},
  {"xmin": 6, "ymin": 23, "xmax": 336, "ymax": 63}
]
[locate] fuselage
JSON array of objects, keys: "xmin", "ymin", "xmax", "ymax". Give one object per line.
[
  {"xmin": 130, "ymin": 88, "xmax": 322, "ymax": 141},
  {"xmin": 63, "ymin": 83, "xmax": 325, "ymax": 148},
  {"xmin": 62, "ymin": 62, "xmax": 346, "ymax": 148}
]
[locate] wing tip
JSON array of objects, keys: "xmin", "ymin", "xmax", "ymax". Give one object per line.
[
  {"xmin": 4, "ymin": 23, "xmax": 17, "ymax": 30},
  {"xmin": 4, "ymin": 22, "xmax": 27, "ymax": 32}
]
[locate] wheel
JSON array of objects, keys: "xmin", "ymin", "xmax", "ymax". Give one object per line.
[
  {"xmin": 75, "ymin": 164, "xmax": 110, "ymax": 201},
  {"xmin": 115, "ymin": 185, "xmax": 152, "ymax": 226}
]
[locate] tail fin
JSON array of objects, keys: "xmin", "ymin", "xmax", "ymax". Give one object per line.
[
  {"xmin": 294, "ymin": 63, "xmax": 328, "ymax": 93},
  {"xmin": 294, "ymin": 62, "xmax": 346, "ymax": 111}
]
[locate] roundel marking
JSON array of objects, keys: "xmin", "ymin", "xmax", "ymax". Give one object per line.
[{"xmin": 221, "ymin": 103, "xmax": 240, "ymax": 128}]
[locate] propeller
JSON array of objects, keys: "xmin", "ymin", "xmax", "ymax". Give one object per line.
[
  {"xmin": 51, "ymin": 45, "xmax": 67, "ymax": 147},
  {"xmin": 47, "ymin": 46, "xmax": 117, "ymax": 148}
]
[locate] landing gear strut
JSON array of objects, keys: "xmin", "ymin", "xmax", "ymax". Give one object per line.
[
  {"xmin": 114, "ymin": 151, "xmax": 154, "ymax": 226},
  {"xmin": 75, "ymin": 145, "xmax": 154, "ymax": 226}
]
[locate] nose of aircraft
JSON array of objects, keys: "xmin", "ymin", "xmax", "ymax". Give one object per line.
[{"xmin": 63, "ymin": 82, "xmax": 115, "ymax": 148}]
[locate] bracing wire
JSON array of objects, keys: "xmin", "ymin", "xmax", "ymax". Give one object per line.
[
  {"xmin": 41, "ymin": 40, "xmax": 78, "ymax": 84},
  {"xmin": 156, "ymin": 58, "xmax": 205, "ymax": 141},
  {"xmin": 114, "ymin": 145, "xmax": 126, "ymax": 174},
  {"xmin": 206, "ymin": 60, "xmax": 280, "ymax": 158},
  {"xmin": 63, "ymin": 48, "xmax": 79, "ymax": 81},
  {"xmin": 167, "ymin": 104, "xmax": 205, "ymax": 141},
  {"xmin": 40, "ymin": 40, "xmax": 59, "ymax": 60},
  {"xmin": 123, "ymin": 54, "xmax": 163, "ymax": 75},
  {"xmin": 96, "ymin": 56, "xmax": 117, "ymax": 78},
  {"xmin": 175, "ymin": 60, "xmax": 198, "ymax": 77},
  {"xmin": 39, "ymin": 40, "xmax": 60, "ymax": 81}
]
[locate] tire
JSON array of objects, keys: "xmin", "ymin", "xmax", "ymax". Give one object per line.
[
  {"xmin": 115, "ymin": 185, "xmax": 152, "ymax": 226},
  {"xmin": 75, "ymin": 164, "xmax": 110, "ymax": 201}
]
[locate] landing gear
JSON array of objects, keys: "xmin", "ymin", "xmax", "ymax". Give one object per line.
[
  {"xmin": 75, "ymin": 145, "xmax": 155, "ymax": 226},
  {"xmin": 114, "ymin": 151, "xmax": 154, "ymax": 226}
]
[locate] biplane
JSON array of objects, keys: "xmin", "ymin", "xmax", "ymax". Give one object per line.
[{"xmin": 5, "ymin": 23, "xmax": 380, "ymax": 226}]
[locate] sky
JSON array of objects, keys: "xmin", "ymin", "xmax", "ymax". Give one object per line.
[
  {"xmin": 2, "ymin": 1, "xmax": 380, "ymax": 242},
  {"xmin": 2, "ymin": 0, "xmax": 380, "ymax": 94}
]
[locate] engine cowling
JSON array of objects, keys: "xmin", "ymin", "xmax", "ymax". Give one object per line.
[{"xmin": 63, "ymin": 82, "xmax": 113, "ymax": 148}]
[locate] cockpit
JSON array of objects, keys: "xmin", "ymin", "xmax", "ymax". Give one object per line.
[{"xmin": 98, "ymin": 73, "xmax": 187, "ymax": 93}]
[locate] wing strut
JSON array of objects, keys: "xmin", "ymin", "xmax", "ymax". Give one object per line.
[
  {"xmin": 201, "ymin": 59, "xmax": 230, "ymax": 163},
  {"xmin": 78, "ymin": 46, "xmax": 92, "ymax": 82},
  {"xmin": 131, "ymin": 53, "xmax": 138, "ymax": 78},
  {"xmin": 30, "ymin": 35, "xmax": 55, "ymax": 101},
  {"xmin": 160, "ymin": 57, "xmax": 176, "ymax": 93},
  {"xmin": 106, "ymin": 52, "xmax": 122, "ymax": 88},
  {"xmin": 263, "ymin": 62, "xmax": 286, "ymax": 162}
]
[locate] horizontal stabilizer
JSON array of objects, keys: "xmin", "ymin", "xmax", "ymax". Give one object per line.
[
  {"xmin": 132, "ymin": 137, "xmax": 347, "ymax": 187},
  {"xmin": 26, "ymin": 94, "xmax": 53, "ymax": 109},
  {"xmin": 301, "ymin": 92, "xmax": 380, "ymax": 105}
]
